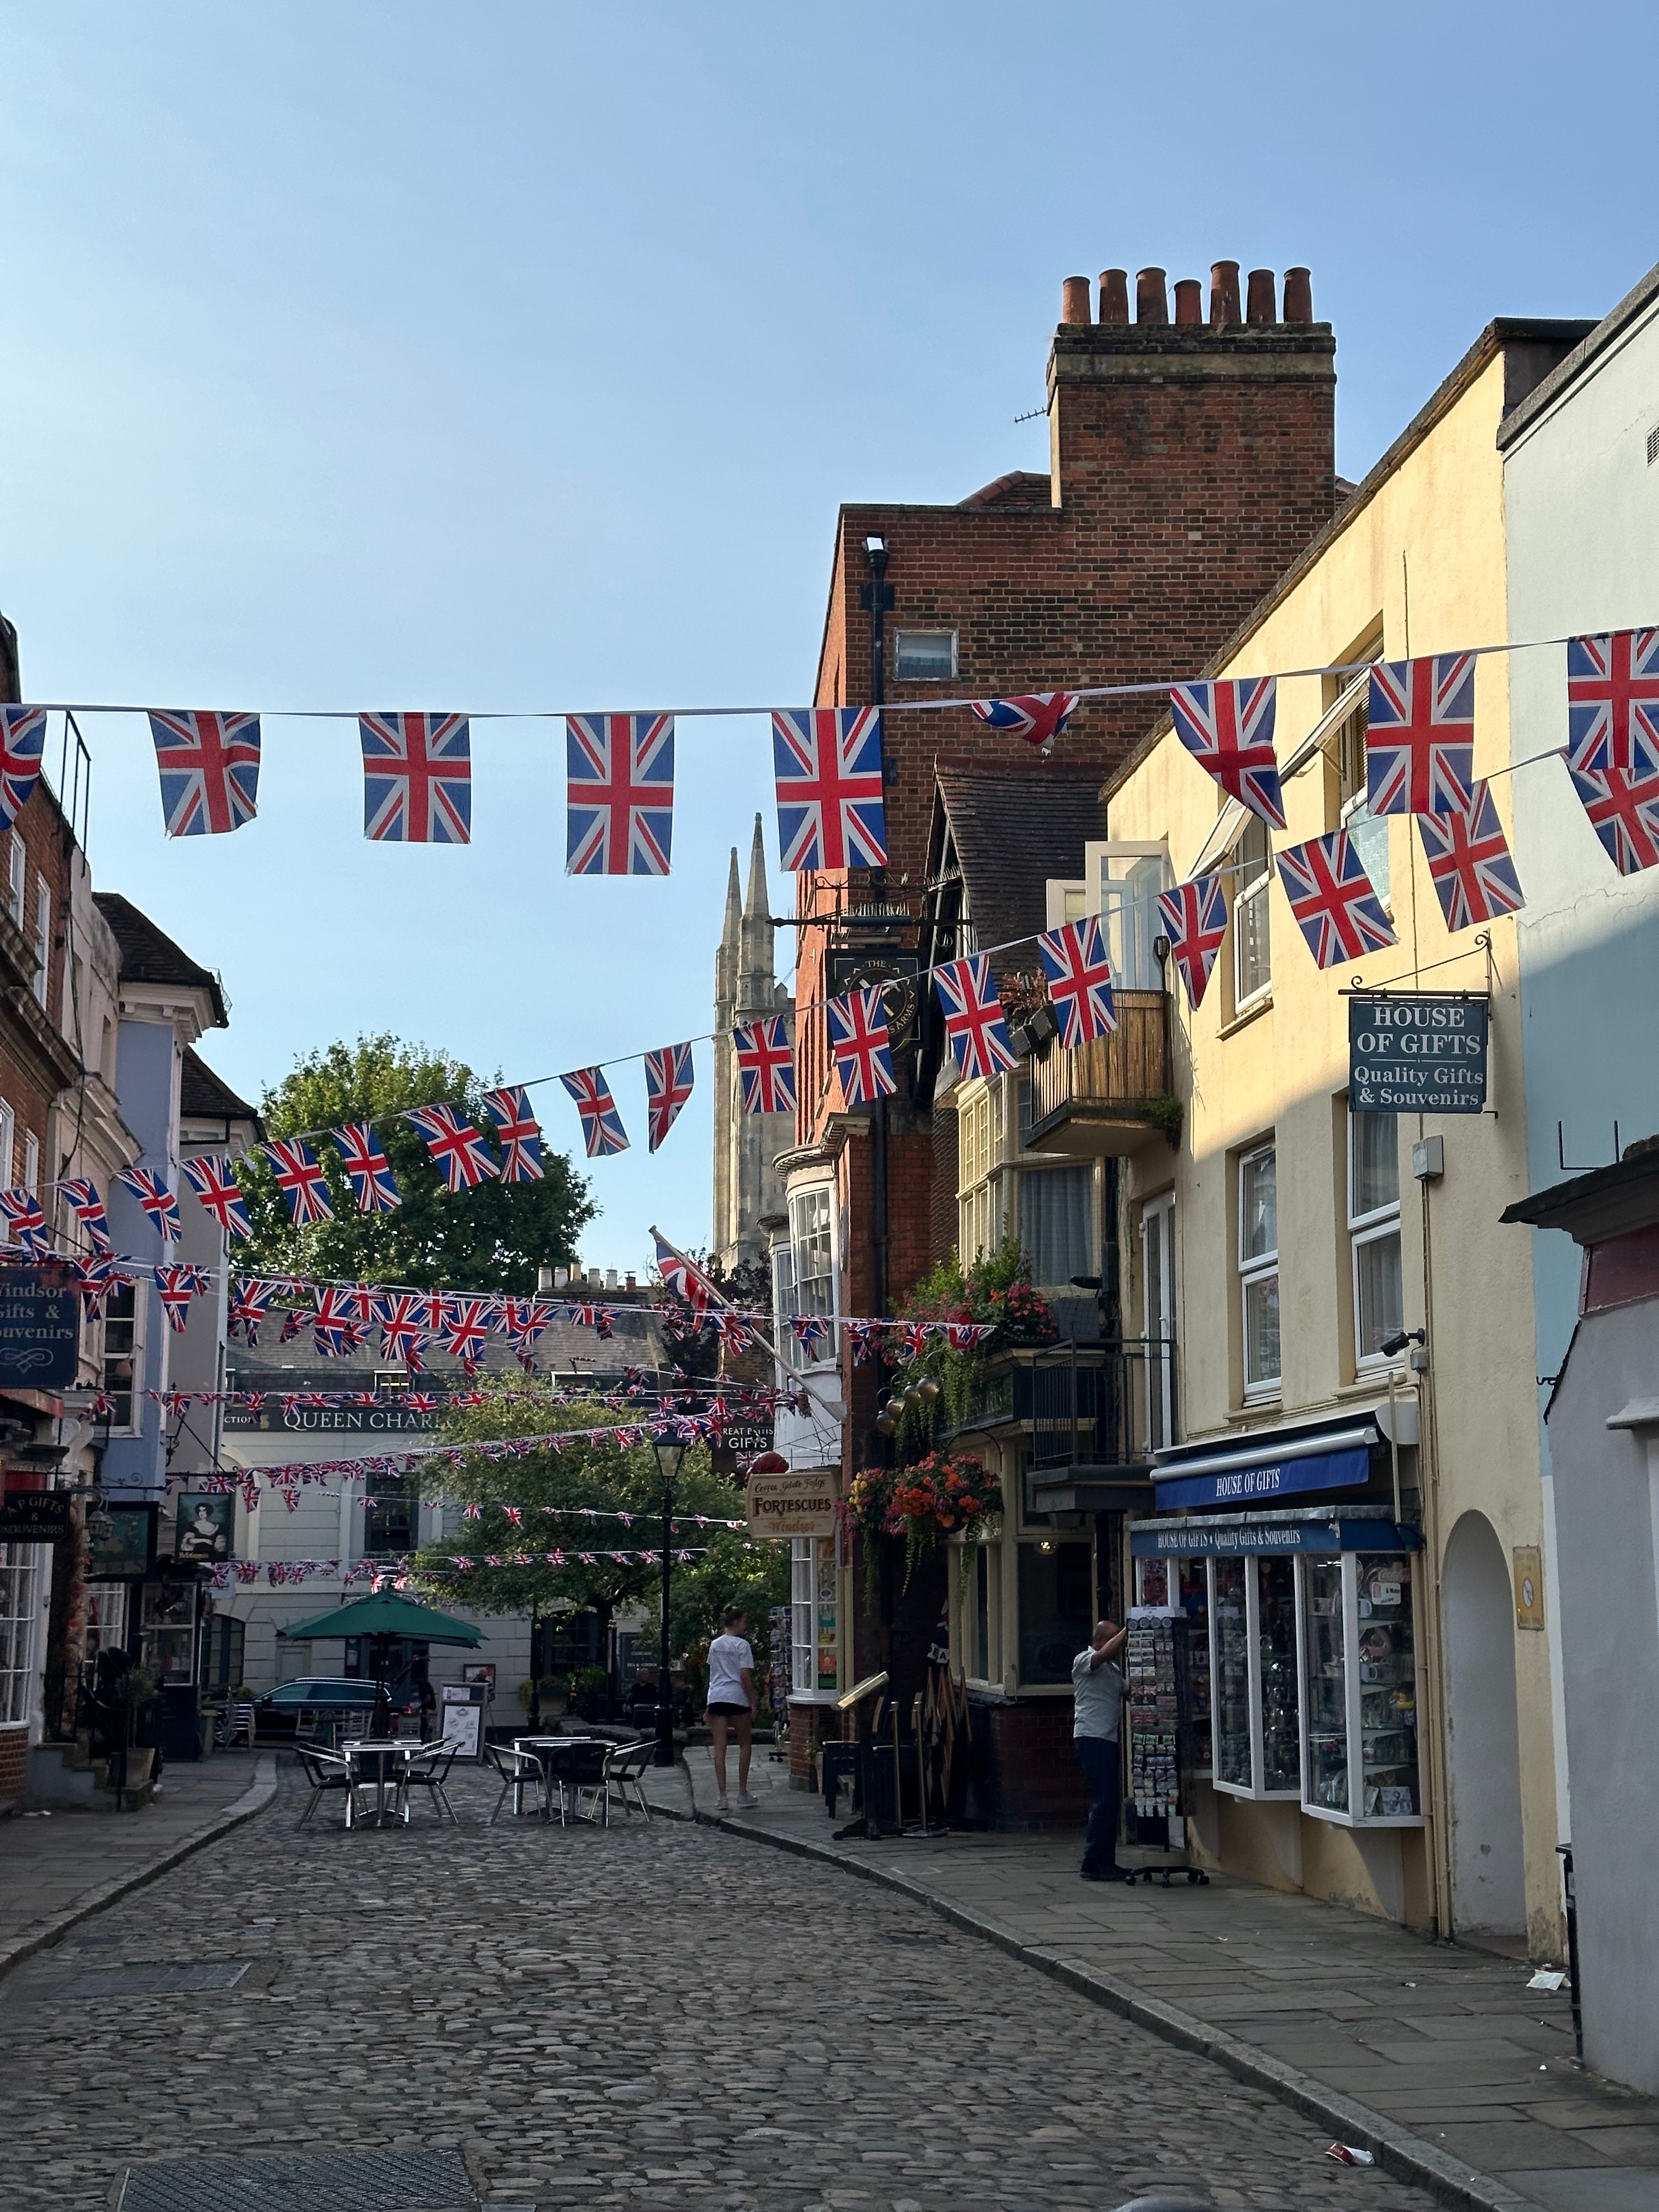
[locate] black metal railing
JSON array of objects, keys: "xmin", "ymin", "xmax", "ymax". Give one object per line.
[{"xmin": 932, "ymin": 1337, "xmax": 1176, "ymax": 1471}]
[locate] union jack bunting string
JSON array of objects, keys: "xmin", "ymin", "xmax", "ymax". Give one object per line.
[
  {"xmin": 360, "ymin": 712, "xmax": 472, "ymax": 844},
  {"xmin": 181, "ymin": 1155, "xmax": 252, "ymax": 1241},
  {"xmin": 1417, "ymin": 785, "xmax": 1526, "ymax": 932},
  {"xmin": 148, "ymin": 710, "xmax": 261, "ymax": 837},
  {"xmin": 264, "ymin": 1138, "xmax": 334, "ymax": 1225},
  {"xmin": 933, "ymin": 955, "xmax": 1016, "ymax": 1081},
  {"xmin": 827, "ymin": 988, "xmax": 896, "ymax": 1107},
  {"xmin": 566, "ymin": 713, "xmax": 675, "ymax": 876},
  {"xmin": 643, "ymin": 1043, "xmax": 695, "ymax": 1154},
  {"xmin": 1170, "ymin": 678, "xmax": 1285, "ymax": 830},
  {"xmin": 153, "ymin": 1263, "xmax": 200, "ymax": 1333},
  {"xmin": 482, "ymin": 1087, "xmax": 543, "ymax": 1182},
  {"xmin": 116, "ymin": 1166, "xmax": 182, "ymax": 1243},
  {"xmin": 1037, "ymin": 915, "xmax": 1116, "ymax": 1047},
  {"xmin": 560, "ymin": 1066, "xmax": 630, "ymax": 1158},
  {"xmin": 375, "ymin": 1293, "xmax": 427, "ymax": 1366},
  {"xmin": 76, "ymin": 1256, "xmax": 121, "ymax": 1319},
  {"xmin": 334, "ymin": 1121, "xmax": 400, "ymax": 1212},
  {"xmin": 405, "ymin": 1103, "xmax": 498, "ymax": 1190},
  {"xmin": 1566, "ymin": 630, "xmax": 1659, "ymax": 778},
  {"xmin": 734, "ymin": 1015, "xmax": 796, "ymax": 1115},
  {"xmin": 1154, "ymin": 873, "xmax": 1229, "ymax": 1009},
  {"xmin": 0, "ymin": 1189, "xmax": 49, "ymax": 1254},
  {"xmin": 771, "ymin": 708, "xmax": 887, "ymax": 872},
  {"xmin": 0, "ymin": 707, "xmax": 47, "ymax": 832},
  {"xmin": 228, "ymin": 1277, "xmax": 274, "ymax": 1344},
  {"xmin": 1366, "ymin": 654, "xmax": 1476, "ymax": 817},
  {"xmin": 1277, "ymin": 831, "xmax": 1397, "ymax": 968},
  {"xmin": 1567, "ymin": 760, "xmax": 1659, "ymax": 877},
  {"xmin": 969, "ymin": 693, "xmax": 1079, "ymax": 754},
  {"xmin": 312, "ymin": 1287, "xmax": 364, "ymax": 1356},
  {"xmin": 61, "ymin": 1179, "xmax": 112, "ymax": 1254},
  {"xmin": 791, "ymin": 1314, "xmax": 832, "ymax": 1352}
]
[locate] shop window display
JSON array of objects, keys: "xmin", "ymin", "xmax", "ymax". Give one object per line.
[
  {"xmin": 1208, "ymin": 1554, "xmax": 1300, "ymax": 1800},
  {"xmin": 1300, "ymin": 1550, "xmax": 1421, "ymax": 1826},
  {"xmin": 1302, "ymin": 1558, "xmax": 1348, "ymax": 1814},
  {"xmin": 1212, "ymin": 1558, "xmax": 1250, "ymax": 1788}
]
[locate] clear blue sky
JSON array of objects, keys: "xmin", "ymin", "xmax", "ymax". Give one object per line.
[{"xmin": 1, "ymin": 3, "xmax": 1652, "ymax": 1271}]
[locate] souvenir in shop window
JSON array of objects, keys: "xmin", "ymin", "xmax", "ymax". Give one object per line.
[
  {"xmin": 1302, "ymin": 1558, "xmax": 1348, "ymax": 1814},
  {"xmin": 1299, "ymin": 1550, "xmax": 1421, "ymax": 1826},
  {"xmin": 1212, "ymin": 1558, "xmax": 1251, "ymax": 1787},
  {"xmin": 1208, "ymin": 1553, "xmax": 1300, "ymax": 1800}
]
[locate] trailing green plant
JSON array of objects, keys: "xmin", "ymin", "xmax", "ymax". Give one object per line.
[
  {"xmin": 887, "ymin": 1239, "xmax": 1058, "ymax": 1452},
  {"xmin": 1143, "ymin": 1093, "xmax": 1183, "ymax": 1149},
  {"xmin": 849, "ymin": 1454, "xmax": 1002, "ymax": 1585}
]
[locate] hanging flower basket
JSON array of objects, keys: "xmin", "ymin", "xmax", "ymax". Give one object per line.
[{"xmin": 849, "ymin": 1453, "xmax": 1002, "ymax": 1583}]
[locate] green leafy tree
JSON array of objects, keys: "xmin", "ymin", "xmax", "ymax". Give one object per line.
[{"xmin": 241, "ymin": 1035, "xmax": 593, "ymax": 1290}]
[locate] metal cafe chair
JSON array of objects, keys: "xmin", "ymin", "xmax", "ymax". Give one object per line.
[
  {"xmin": 400, "ymin": 1740, "xmax": 462, "ymax": 1825},
  {"xmin": 556, "ymin": 1739, "xmax": 612, "ymax": 1828},
  {"xmin": 296, "ymin": 1744, "xmax": 356, "ymax": 1827},
  {"xmin": 486, "ymin": 1740, "xmax": 547, "ymax": 1825},
  {"xmin": 603, "ymin": 1739, "xmax": 656, "ymax": 1821}
]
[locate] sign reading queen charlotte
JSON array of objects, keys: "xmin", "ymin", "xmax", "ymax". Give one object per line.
[{"xmin": 1348, "ymin": 992, "xmax": 1488, "ymax": 1115}]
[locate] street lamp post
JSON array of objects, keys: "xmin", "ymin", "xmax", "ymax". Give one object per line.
[{"xmin": 649, "ymin": 1431, "xmax": 688, "ymax": 1768}]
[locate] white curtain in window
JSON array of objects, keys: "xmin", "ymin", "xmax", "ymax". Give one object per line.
[{"xmin": 1020, "ymin": 1166, "xmax": 1097, "ymax": 1286}]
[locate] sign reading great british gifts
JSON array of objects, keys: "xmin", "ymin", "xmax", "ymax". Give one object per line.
[{"xmin": 1348, "ymin": 992, "xmax": 1488, "ymax": 1115}]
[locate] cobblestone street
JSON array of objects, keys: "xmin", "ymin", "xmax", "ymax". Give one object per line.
[{"xmin": 0, "ymin": 1764, "xmax": 1442, "ymax": 2212}]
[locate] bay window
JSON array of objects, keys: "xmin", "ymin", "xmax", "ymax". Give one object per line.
[
  {"xmin": 1019, "ymin": 1163, "xmax": 1096, "ymax": 1288},
  {"xmin": 789, "ymin": 1188, "xmax": 834, "ymax": 1323},
  {"xmin": 0, "ymin": 1543, "xmax": 40, "ymax": 1723},
  {"xmin": 790, "ymin": 1536, "xmax": 838, "ymax": 1696}
]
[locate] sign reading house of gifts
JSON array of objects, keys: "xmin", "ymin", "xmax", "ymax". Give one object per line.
[
  {"xmin": 0, "ymin": 1268, "xmax": 80, "ymax": 1390},
  {"xmin": 1348, "ymin": 993, "xmax": 1488, "ymax": 1115},
  {"xmin": 746, "ymin": 1469, "xmax": 837, "ymax": 1540}
]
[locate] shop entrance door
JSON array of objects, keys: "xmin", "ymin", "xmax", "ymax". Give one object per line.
[{"xmin": 1443, "ymin": 1511, "xmax": 1526, "ymax": 1940}]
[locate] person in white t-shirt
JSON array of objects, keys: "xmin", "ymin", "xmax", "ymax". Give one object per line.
[{"xmin": 704, "ymin": 1606, "xmax": 758, "ymax": 1812}]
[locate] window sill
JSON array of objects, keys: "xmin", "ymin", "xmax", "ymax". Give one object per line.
[
  {"xmin": 1220, "ymin": 994, "xmax": 1274, "ymax": 1040},
  {"xmin": 1237, "ymin": 1391, "xmax": 1283, "ymax": 1415}
]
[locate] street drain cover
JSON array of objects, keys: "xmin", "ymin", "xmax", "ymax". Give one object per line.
[
  {"xmin": 61, "ymin": 1961, "xmax": 249, "ymax": 1997},
  {"xmin": 117, "ymin": 2146, "xmax": 476, "ymax": 2212}
]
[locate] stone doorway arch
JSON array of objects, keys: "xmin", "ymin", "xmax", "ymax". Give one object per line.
[{"xmin": 1443, "ymin": 1510, "xmax": 1526, "ymax": 1939}]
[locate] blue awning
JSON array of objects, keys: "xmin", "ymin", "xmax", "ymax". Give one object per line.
[
  {"xmin": 1152, "ymin": 1441, "xmax": 1372, "ymax": 1512},
  {"xmin": 1131, "ymin": 1515, "xmax": 1419, "ymax": 1557}
]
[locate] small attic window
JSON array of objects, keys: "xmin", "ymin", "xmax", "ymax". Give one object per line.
[{"xmin": 894, "ymin": 630, "xmax": 957, "ymax": 681}]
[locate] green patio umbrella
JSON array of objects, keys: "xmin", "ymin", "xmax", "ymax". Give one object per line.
[{"xmin": 278, "ymin": 1590, "xmax": 483, "ymax": 1645}]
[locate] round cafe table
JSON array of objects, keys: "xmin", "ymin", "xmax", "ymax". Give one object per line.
[
  {"xmin": 514, "ymin": 1736, "xmax": 604, "ymax": 1824},
  {"xmin": 340, "ymin": 1737, "xmax": 421, "ymax": 1828}
]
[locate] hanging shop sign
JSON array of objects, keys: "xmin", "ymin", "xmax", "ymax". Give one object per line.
[
  {"xmin": 0, "ymin": 1267, "xmax": 80, "ymax": 1390},
  {"xmin": 710, "ymin": 1413, "xmax": 775, "ymax": 1476},
  {"xmin": 0, "ymin": 1488, "xmax": 72, "ymax": 1543},
  {"xmin": 746, "ymin": 1468, "xmax": 837, "ymax": 1540},
  {"xmin": 174, "ymin": 1493, "xmax": 235, "ymax": 1564},
  {"xmin": 1348, "ymin": 993, "xmax": 1488, "ymax": 1115},
  {"xmin": 222, "ymin": 1396, "xmax": 451, "ymax": 1435},
  {"xmin": 87, "ymin": 1501, "xmax": 157, "ymax": 1578}
]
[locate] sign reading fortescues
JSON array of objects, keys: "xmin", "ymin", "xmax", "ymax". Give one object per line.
[
  {"xmin": 746, "ymin": 1469, "xmax": 837, "ymax": 1540},
  {"xmin": 1348, "ymin": 992, "xmax": 1488, "ymax": 1115}
]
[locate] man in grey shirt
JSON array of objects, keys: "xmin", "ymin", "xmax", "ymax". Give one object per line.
[{"xmin": 1072, "ymin": 1617, "xmax": 1128, "ymax": 1882}]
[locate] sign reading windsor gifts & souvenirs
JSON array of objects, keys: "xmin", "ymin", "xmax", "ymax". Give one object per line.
[{"xmin": 1348, "ymin": 992, "xmax": 1488, "ymax": 1115}]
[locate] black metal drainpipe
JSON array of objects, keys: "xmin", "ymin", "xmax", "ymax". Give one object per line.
[{"xmin": 863, "ymin": 538, "xmax": 893, "ymax": 1431}]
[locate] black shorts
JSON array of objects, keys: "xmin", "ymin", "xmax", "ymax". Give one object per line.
[{"xmin": 707, "ymin": 1701, "xmax": 749, "ymax": 1718}]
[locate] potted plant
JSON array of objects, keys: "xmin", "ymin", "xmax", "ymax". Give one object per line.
[{"xmin": 106, "ymin": 1666, "xmax": 161, "ymax": 1792}]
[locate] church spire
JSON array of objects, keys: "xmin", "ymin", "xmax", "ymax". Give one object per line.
[{"xmin": 743, "ymin": 812, "xmax": 768, "ymax": 922}]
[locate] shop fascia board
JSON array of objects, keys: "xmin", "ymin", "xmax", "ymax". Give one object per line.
[{"xmin": 1150, "ymin": 1400, "xmax": 1417, "ymax": 1486}]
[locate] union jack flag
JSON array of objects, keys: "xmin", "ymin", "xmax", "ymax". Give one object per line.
[
  {"xmin": 1037, "ymin": 915, "xmax": 1116, "ymax": 1046},
  {"xmin": 147, "ymin": 710, "xmax": 261, "ymax": 837},
  {"xmin": 969, "ymin": 693, "xmax": 1079, "ymax": 754},
  {"xmin": 1170, "ymin": 679, "xmax": 1285, "ymax": 828},
  {"xmin": 0, "ymin": 707, "xmax": 47, "ymax": 831},
  {"xmin": 438, "ymin": 1296, "xmax": 492, "ymax": 1362},
  {"xmin": 1566, "ymin": 630, "xmax": 1659, "ymax": 778},
  {"xmin": 181, "ymin": 1154, "xmax": 251, "ymax": 1240},
  {"xmin": 1366, "ymin": 654, "xmax": 1476, "ymax": 817},
  {"xmin": 117, "ymin": 1166, "xmax": 182, "ymax": 1243},
  {"xmin": 791, "ymin": 1314, "xmax": 832, "ymax": 1353},
  {"xmin": 652, "ymin": 1229, "xmax": 718, "ymax": 1316},
  {"xmin": 1155, "ymin": 873, "xmax": 1230, "ymax": 1009},
  {"xmin": 827, "ymin": 987, "xmax": 896, "ymax": 1107},
  {"xmin": 332, "ymin": 1121, "xmax": 399, "ymax": 1212},
  {"xmin": 565, "ymin": 713, "xmax": 675, "ymax": 876},
  {"xmin": 312, "ymin": 1288, "xmax": 364, "ymax": 1356},
  {"xmin": 263, "ymin": 1138, "xmax": 334, "ymax": 1224},
  {"xmin": 359, "ymin": 712, "xmax": 472, "ymax": 844},
  {"xmin": 846, "ymin": 1318, "xmax": 881, "ymax": 1364},
  {"xmin": 228, "ymin": 1277, "xmax": 274, "ymax": 1345},
  {"xmin": 933, "ymin": 956, "xmax": 1015, "ymax": 1081},
  {"xmin": 644, "ymin": 1043, "xmax": 695, "ymax": 1153},
  {"xmin": 771, "ymin": 708, "xmax": 887, "ymax": 871},
  {"xmin": 1277, "ymin": 831, "xmax": 1397, "ymax": 968},
  {"xmin": 481, "ymin": 1086, "xmax": 543, "ymax": 1182},
  {"xmin": 734, "ymin": 1016, "xmax": 796, "ymax": 1114},
  {"xmin": 406, "ymin": 1103, "xmax": 499, "ymax": 1190},
  {"xmin": 945, "ymin": 1322, "xmax": 995, "ymax": 1351},
  {"xmin": 1567, "ymin": 760, "xmax": 1659, "ymax": 877},
  {"xmin": 76, "ymin": 1254, "xmax": 122, "ymax": 1318},
  {"xmin": 60, "ymin": 1178, "xmax": 112, "ymax": 1255},
  {"xmin": 559, "ymin": 1066, "xmax": 629, "ymax": 1157},
  {"xmin": 1417, "ymin": 783, "xmax": 1526, "ymax": 932},
  {"xmin": 0, "ymin": 1188, "xmax": 48, "ymax": 1254},
  {"xmin": 503, "ymin": 1297, "xmax": 555, "ymax": 1371},
  {"xmin": 153, "ymin": 1263, "xmax": 199, "ymax": 1333}
]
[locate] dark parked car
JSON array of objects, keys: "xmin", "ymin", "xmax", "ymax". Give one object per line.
[{"xmin": 253, "ymin": 1677, "xmax": 422, "ymax": 1740}]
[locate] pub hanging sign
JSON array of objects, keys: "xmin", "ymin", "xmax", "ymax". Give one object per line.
[{"xmin": 1348, "ymin": 992, "xmax": 1488, "ymax": 1115}]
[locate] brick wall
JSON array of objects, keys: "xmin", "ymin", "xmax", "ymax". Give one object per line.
[
  {"xmin": 966, "ymin": 1697, "xmax": 1090, "ymax": 1832},
  {"xmin": 0, "ymin": 1722, "xmax": 28, "ymax": 1811}
]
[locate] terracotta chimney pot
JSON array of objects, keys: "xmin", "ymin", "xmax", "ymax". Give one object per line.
[
  {"xmin": 1210, "ymin": 261, "xmax": 1242, "ymax": 326},
  {"xmin": 1061, "ymin": 275, "xmax": 1092, "ymax": 325},
  {"xmin": 1246, "ymin": 268, "xmax": 1277, "ymax": 324},
  {"xmin": 1135, "ymin": 267, "xmax": 1169, "ymax": 324},
  {"xmin": 1098, "ymin": 268, "xmax": 1129, "ymax": 324},
  {"xmin": 1282, "ymin": 267, "xmax": 1313, "ymax": 323},
  {"xmin": 1173, "ymin": 278, "xmax": 1203, "ymax": 327}
]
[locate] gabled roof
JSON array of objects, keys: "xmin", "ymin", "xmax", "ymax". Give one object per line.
[
  {"xmin": 91, "ymin": 892, "xmax": 228, "ymax": 1026},
  {"xmin": 179, "ymin": 1046, "xmax": 262, "ymax": 1135},
  {"xmin": 933, "ymin": 763, "xmax": 1107, "ymax": 978}
]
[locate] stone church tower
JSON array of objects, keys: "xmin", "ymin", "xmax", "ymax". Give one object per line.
[{"xmin": 712, "ymin": 814, "xmax": 791, "ymax": 1271}]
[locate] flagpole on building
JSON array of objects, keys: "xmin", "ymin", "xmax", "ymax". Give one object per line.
[{"xmin": 647, "ymin": 1226, "xmax": 843, "ymax": 1433}]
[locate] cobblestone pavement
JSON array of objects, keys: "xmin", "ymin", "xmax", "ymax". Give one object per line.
[{"xmin": 0, "ymin": 1762, "xmax": 1442, "ymax": 2212}]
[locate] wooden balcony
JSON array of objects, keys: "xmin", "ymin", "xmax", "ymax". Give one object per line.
[{"xmin": 1024, "ymin": 989, "xmax": 1172, "ymax": 1158}]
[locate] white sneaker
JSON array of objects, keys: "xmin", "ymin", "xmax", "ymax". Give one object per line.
[
  {"xmin": 737, "ymin": 1791, "xmax": 760, "ymax": 1808},
  {"xmin": 714, "ymin": 1795, "xmax": 730, "ymax": 1812}
]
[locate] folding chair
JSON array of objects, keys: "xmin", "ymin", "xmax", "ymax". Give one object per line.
[
  {"xmin": 604, "ymin": 1738, "xmax": 656, "ymax": 1820},
  {"xmin": 486, "ymin": 1740, "xmax": 546, "ymax": 1824},
  {"xmin": 296, "ymin": 1744, "xmax": 354, "ymax": 1827},
  {"xmin": 400, "ymin": 1740, "xmax": 461, "ymax": 1825}
]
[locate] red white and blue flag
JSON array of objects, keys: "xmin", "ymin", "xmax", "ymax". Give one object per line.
[
  {"xmin": 153, "ymin": 1263, "xmax": 199, "ymax": 1334},
  {"xmin": 1037, "ymin": 915, "xmax": 1116, "ymax": 1046},
  {"xmin": 263, "ymin": 1138, "xmax": 334, "ymax": 1224},
  {"xmin": 644, "ymin": 1042, "xmax": 695, "ymax": 1153},
  {"xmin": 827, "ymin": 987, "xmax": 896, "ymax": 1106},
  {"xmin": 1277, "ymin": 831, "xmax": 1397, "ymax": 968},
  {"xmin": 375, "ymin": 1293, "xmax": 428, "ymax": 1367},
  {"xmin": 735, "ymin": 1015, "xmax": 796, "ymax": 1114},
  {"xmin": 970, "ymin": 693, "xmax": 1079, "ymax": 754},
  {"xmin": 933, "ymin": 956, "xmax": 1016, "ymax": 1081},
  {"xmin": 148, "ymin": 711, "xmax": 261, "ymax": 837},
  {"xmin": 61, "ymin": 1177, "xmax": 112, "ymax": 1255},
  {"xmin": 332, "ymin": 1121, "xmax": 400, "ymax": 1212},
  {"xmin": 565, "ymin": 713, "xmax": 675, "ymax": 876},
  {"xmin": 312, "ymin": 1287, "xmax": 363, "ymax": 1357},
  {"xmin": 482, "ymin": 1086, "xmax": 544, "ymax": 1182},
  {"xmin": 181, "ymin": 1154, "xmax": 252, "ymax": 1240},
  {"xmin": 228, "ymin": 1277, "xmax": 274, "ymax": 1346},
  {"xmin": 1566, "ymin": 630, "xmax": 1659, "ymax": 778},
  {"xmin": 652, "ymin": 1228, "xmax": 719, "ymax": 1316},
  {"xmin": 406, "ymin": 1103, "xmax": 499, "ymax": 1190},
  {"xmin": 0, "ymin": 707, "xmax": 48, "ymax": 832},
  {"xmin": 1170, "ymin": 679, "xmax": 1285, "ymax": 829},
  {"xmin": 1155, "ymin": 874, "xmax": 1228, "ymax": 1008},
  {"xmin": 560, "ymin": 1066, "xmax": 630, "ymax": 1156},
  {"xmin": 1567, "ymin": 760, "xmax": 1659, "ymax": 877},
  {"xmin": 117, "ymin": 1166, "xmax": 182, "ymax": 1243},
  {"xmin": 771, "ymin": 709, "xmax": 887, "ymax": 872},
  {"xmin": 76, "ymin": 1254, "xmax": 122, "ymax": 1320},
  {"xmin": 359, "ymin": 713, "xmax": 472, "ymax": 844},
  {"xmin": 1366, "ymin": 654, "xmax": 1476, "ymax": 817},
  {"xmin": 437, "ymin": 1297, "xmax": 492, "ymax": 1363},
  {"xmin": 0, "ymin": 1188, "xmax": 49, "ymax": 1255},
  {"xmin": 1417, "ymin": 783, "xmax": 1526, "ymax": 932}
]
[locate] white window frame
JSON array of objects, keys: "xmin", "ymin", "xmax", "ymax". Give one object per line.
[
  {"xmin": 787, "ymin": 1186, "xmax": 836, "ymax": 1357},
  {"xmin": 771, "ymin": 1235, "xmax": 799, "ymax": 1373},
  {"xmin": 0, "ymin": 1097, "xmax": 13, "ymax": 1190},
  {"xmin": 1045, "ymin": 878, "xmax": 1088, "ymax": 930},
  {"xmin": 961, "ymin": 1534, "xmax": 1003, "ymax": 1689},
  {"xmin": 100, "ymin": 1279, "xmax": 145, "ymax": 1436},
  {"xmin": 22, "ymin": 1131, "xmax": 38, "ymax": 1192},
  {"xmin": 1208, "ymin": 1554, "xmax": 1303, "ymax": 1802},
  {"xmin": 1299, "ymin": 1551, "xmax": 1424, "ymax": 1828},
  {"xmin": 1141, "ymin": 1192, "xmax": 1176, "ymax": 1453},
  {"xmin": 1083, "ymin": 840, "xmax": 1172, "ymax": 992},
  {"xmin": 1238, "ymin": 1141, "xmax": 1279, "ymax": 1401},
  {"xmin": 893, "ymin": 628, "xmax": 958, "ymax": 682},
  {"xmin": 1231, "ymin": 815, "xmax": 1273, "ymax": 1012},
  {"xmin": 957, "ymin": 1080, "xmax": 1007, "ymax": 1261},
  {"xmin": 0, "ymin": 1544, "xmax": 41, "ymax": 1724},
  {"xmin": 789, "ymin": 1534, "xmax": 839, "ymax": 1701},
  {"xmin": 5, "ymin": 835, "xmax": 24, "ymax": 926},
  {"xmin": 1348, "ymin": 1108, "xmax": 1403, "ymax": 1372},
  {"xmin": 31, "ymin": 877, "xmax": 49, "ymax": 1008}
]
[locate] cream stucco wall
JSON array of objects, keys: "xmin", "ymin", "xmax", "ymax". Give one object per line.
[{"xmin": 1108, "ymin": 346, "xmax": 1561, "ymax": 1950}]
